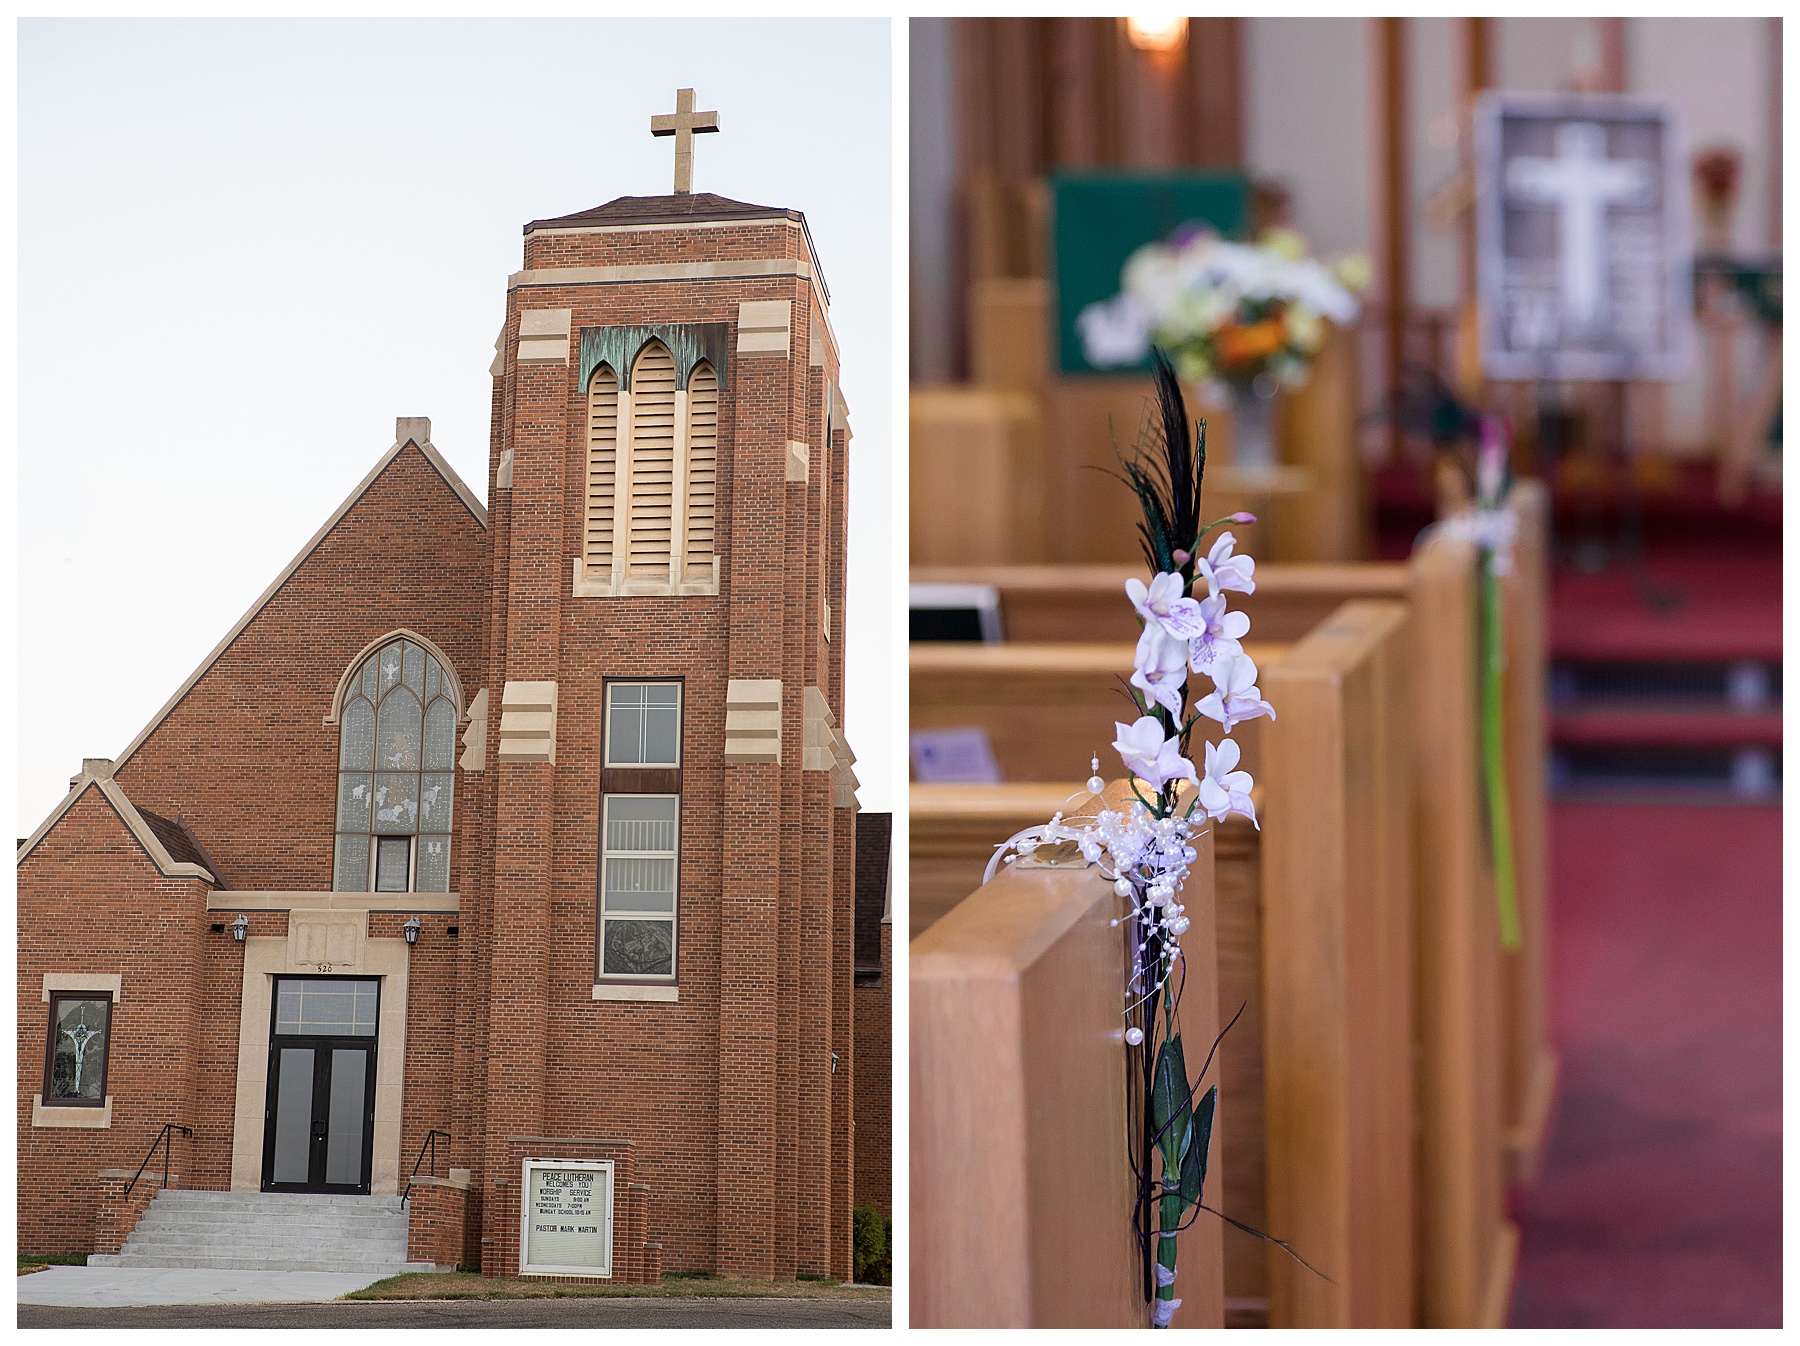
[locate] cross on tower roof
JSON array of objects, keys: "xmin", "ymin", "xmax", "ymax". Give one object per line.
[{"xmin": 650, "ymin": 88, "xmax": 720, "ymax": 196}]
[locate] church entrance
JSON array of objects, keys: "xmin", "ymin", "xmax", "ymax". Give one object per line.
[{"xmin": 261, "ymin": 977, "xmax": 380, "ymax": 1194}]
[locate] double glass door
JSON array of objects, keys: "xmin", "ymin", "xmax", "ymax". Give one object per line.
[{"xmin": 262, "ymin": 978, "xmax": 379, "ymax": 1194}]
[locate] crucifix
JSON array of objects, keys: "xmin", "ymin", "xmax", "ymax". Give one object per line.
[
  {"xmin": 651, "ymin": 88, "xmax": 720, "ymax": 196},
  {"xmin": 1504, "ymin": 120, "xmax": 1651, "ymax": 336}
]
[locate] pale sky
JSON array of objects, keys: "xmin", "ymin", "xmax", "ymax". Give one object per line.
[{"xmin": 17, "ymin": 17, "xmax": 899, "ymax": 834}]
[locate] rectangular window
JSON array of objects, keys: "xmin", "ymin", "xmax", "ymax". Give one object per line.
[
  {"xmin": 274, "ymin": 978, "xmax": 379, "ymax": 1037},
  {"xmin": 605, "ymin": 682, "xmax": 682, "ymax": 767},
  {"xmin": 45, "ymin": 993, "xmax": 113, "ymax": 1105},
  {"xmin": 598, "ymin": 794, "xmax": 679, "ymax": 980}
]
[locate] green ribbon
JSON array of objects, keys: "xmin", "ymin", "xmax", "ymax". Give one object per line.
[{"xmin": 1480, "ymin": 558, "xmax": 1522, "ymax": 953}]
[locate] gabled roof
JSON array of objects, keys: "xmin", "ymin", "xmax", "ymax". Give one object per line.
[
  {"xmin": 525, "ymin": 193, "xmax": 801, "ymax": 233},
  {"xmin": 102, "ymin": 426, "xmax": 486, "ymax": 779},
  {"xmin": 17, "ymin": 766, "xmax": 216, "ymax": 884}
]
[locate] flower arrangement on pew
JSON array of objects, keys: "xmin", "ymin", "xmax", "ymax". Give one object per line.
[{"xmin": 983, "ymin": 352, "xmax": 1316, "ymax": 1327}]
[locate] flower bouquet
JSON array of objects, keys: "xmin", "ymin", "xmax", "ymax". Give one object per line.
[
  {"xmin": 1077, "ymin": 225, "xmax": 1370, "ymax": 470},
  {"xmin": 985, "ymin": 352, "xmax": 1319, "ymax": 1326}
]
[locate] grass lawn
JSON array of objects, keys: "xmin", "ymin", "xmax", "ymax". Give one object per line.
[
  {"xmin": 346, "ymin": 1271, "xmax": 891, "ymax": 1301},
  {"xmin": 19, "ymin": 1253, "xmax": 88, "ymax": 1276}
]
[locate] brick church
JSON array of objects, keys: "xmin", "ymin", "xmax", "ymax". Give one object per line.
[{"xmin": 18, "ymin": 90, "xmax": 889, "ymax": 1282}]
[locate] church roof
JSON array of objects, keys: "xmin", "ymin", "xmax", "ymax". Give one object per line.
[
  {"xmin": 17, "ymin": 768, "xmax": 217, "ymax": 885},
  {"xmin": 138, "ymin": 807, "xmax": 231, "ymax": 890},
  {"xmin": 524, "ymin": 193, "xmax": 802, "ymax": 233}
]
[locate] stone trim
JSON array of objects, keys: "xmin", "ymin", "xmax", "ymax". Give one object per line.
[
  {"xmin": 592, "ymin": 984, "xmax": 680, "ymax": 1003},
  {"xmin": 785, "ymin": 441, "xmax": 810, "ymax": 483},
  {"xmin": 497, "ymin": 681, "xmax": 558, "ymax": 765},
  {"xmin": 18, "ymin": 773, "xmax": 215, "ymax": 881},
  {"xmin": 801, "ymin": 685, "xmax": 861, "ymax": 810},
  {"xmin": 41, "ymin": 973, "xmax": 122, "ymax": 1002},
  {"xmin": 736, "ymin": 299, "xmax": 792, "ymax": 356},
  {"xmin": 33, "ymin": 1094, "xmax": 113, "ymax": 1128},
  {"xmin": 230, "ymin": 934, "xmax": 410, "ymax": 1194},
  {"xmin": 521, "ymin": 210, "xmax": 830, "ymax": 301},
  {"xmin": 322, "ymin": 627, "xmax": 468, "ymax": 726},
  {"xmin": 206, "ymin": 891, "xmax": 459, "ymax": 913},
  {"xmin": 460, "ymin": 688, "xmax": 488, "ymax": 771},
  {"xmin": 81, "ymin": 421, "xmax": 485, "ymax": 788},
  {"xmin": 723, "ymin": 679, "xmax": 782, "ymax": 764},
  {"xmin": 516, "ymin": 307, "xmax": 572, "ymax": 365}
]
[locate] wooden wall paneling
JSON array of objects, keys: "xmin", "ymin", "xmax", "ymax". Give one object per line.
[
  {"xmin": 909, "ymin": 389, "xmax": 1050, "ymax": 566},
  {"xmin": 1408, "ymin": 532, "xmax": 1515, "ymax": 1327},
  {"xmin": 1272, "ymin": 322, "xmax": 1370, "ymax": 563},
  {"xmin": 1183, "ymin": 17, "xmax": 1245, "ymax": 168},
  {"xmin": 910, "ymin": 817, "xmax": 1223, "ymax": 1326},
  {"xmin": 1261, "ymin": 600, "xmax": 1416, "ymax": 1326},
  {"xmin": 1499, "ymin": 481, "xmax": 1556, "ymax": 1182},
  {"xmin": 1374, "ymin": 18, "xmax": 1411, "ymax": 466}
]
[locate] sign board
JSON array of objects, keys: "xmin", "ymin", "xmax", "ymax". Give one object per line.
[
  {"xmin": 1051, "ymin": 171, "xmax": 1249, "ymax": 376},
  {"xmin": 1475, "ymin": 91, "xmax": 1694, "ymax": 381},
  {"xmin": 519, "ymin": 1158, "xmax": 614, "ymax": 1277}
]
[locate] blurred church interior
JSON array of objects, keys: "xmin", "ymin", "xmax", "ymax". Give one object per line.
[{"xmin": 908, "ymin": 17, "xmax": 1779, "ymax": 1328}]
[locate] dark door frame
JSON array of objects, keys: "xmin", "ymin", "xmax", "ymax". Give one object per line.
[{"xmin": 261, "ymin": 977, "xmax": 379, "ymax": 1194}]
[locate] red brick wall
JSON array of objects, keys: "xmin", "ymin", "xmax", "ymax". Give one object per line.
[
  {"xmin": 17, "ymin": 791, "xmax": 211, "ymax": 1254},
  {"xmin": 854, "ymin": 920, "xmax": 893, "ymax": 1216}
]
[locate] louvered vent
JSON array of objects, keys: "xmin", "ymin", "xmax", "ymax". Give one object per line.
[
  {"xmin": 585, "ymin": 365, "xmax": 619, "ymax": 570},
  {"xmin": 685, "ymin": 362, "xmax": 719, "ymax": 580},
  {"xmin": 628, "ymin": 343, "xmax": 676, "ymax": 578}
]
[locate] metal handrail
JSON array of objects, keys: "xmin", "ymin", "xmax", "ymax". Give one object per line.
[
  {"xmin": 400, "ymin": 1129, "xmax": 452, "ymax": 1206},
  {"xmin": 123, "ymin": 1123, "xmax": 193, "ymax": 1198}
]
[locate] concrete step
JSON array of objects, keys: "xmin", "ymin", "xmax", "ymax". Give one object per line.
[
  {"xmin": 93, "ymin": 1253, "xmax": 434, "ymax": 1273},
  {"xmin": 107, "ymin": 1189, "xmax": 421, "ymax": 1274}
]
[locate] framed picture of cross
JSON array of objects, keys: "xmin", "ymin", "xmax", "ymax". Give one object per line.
[{"xmin": 1474, "ymin": 91, "xmax": 1695, "ymax": 382}]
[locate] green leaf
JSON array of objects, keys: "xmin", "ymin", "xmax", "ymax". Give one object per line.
[
  {"xmin": 1177, "ymin": 1084, "xmax": 1217, "ymax": 1208},
  {"xmin": 1150, "ymin": 1035, "xmax": 1194, "ymax": 1194}
]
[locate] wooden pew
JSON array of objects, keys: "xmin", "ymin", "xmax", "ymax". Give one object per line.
[
  {"xmin": 910, "ymin": 640, "xmax": 1287, "ymax": 786},
  {"xmin": 1500, "ymin": 481, "xmax": 1555, "ymax": 1182},
  {"xmin": 1260, "ymin": 599, "xmax": 1415, "ymax": 1327},
  {"xmin": 1408, "ymin": 533, "xmax": 1515, "ymax": 1327},
  {"xmin": 912, "ymin": 599, "xmax": 1417, "ymax": 1328},
  {"xmin": 911, "ymin": 561, "xmax": 1410, "ymax": 645},
  {"xmin": 911, "ymin": 799, "xmax": 1224, "ymax": 1327}
]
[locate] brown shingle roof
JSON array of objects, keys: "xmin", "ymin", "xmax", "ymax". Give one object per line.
[
  {"xmin": 137, "ymin": 808, "xmax": 229, "ymax": 890},
  {"xmin": 525, "ymin": 193, "xmax": 801, "ymax": 234}
]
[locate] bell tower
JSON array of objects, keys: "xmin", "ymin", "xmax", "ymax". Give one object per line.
[{"xmin": 473, "ymin": 88, "xmax": 860, "ymax": 1280}]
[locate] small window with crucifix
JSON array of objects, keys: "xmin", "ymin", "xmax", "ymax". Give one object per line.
[{"xmin": 44, "ymin": 993, "xmax": 113, "ymax": 1106}]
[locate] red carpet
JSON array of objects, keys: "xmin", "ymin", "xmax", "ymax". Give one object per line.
[{"xmin": 1506, "ymin": 801, "xmax": 1783, "ymax": 1327}]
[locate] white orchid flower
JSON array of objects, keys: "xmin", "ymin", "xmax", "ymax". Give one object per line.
[
  {"xmin": 1112, "ymin": 716, "xmax": 1200, "ymax": 794},
  {"xmin": 1197, "ymin": 654, "xmax": 1276, "ymax": 734},
  {"xmin": 1131, "ymin": 623, "xmax": 1189, "ymax": 717},
  {"xmin": 1187, "ymin": 593, "xmax": 1250, "ymax": 677},
  {"xmin": 1198, "ymin": 737, "xmax": 1258, "ymax": 828},
  {"xmin": 1195, "ymin": 531, "xmax": 1256, "ymax": 597},
  {"xmin": 1126, "ymin": 572, "xmax": 1207, "ymax": 642}
]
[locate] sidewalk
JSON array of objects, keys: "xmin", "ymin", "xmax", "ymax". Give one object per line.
[{"xmin": 18, "ymin": 1266, "xmax": 390, "ymax": 1308}]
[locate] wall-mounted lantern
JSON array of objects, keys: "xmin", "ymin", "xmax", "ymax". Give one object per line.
[
  {"xmin": 403, "ymin": 915, "xmax": 421, "ymax": 945},
  {"xmin": 230, "ymin": 914, "xmax": 248, "ymax": 943}
]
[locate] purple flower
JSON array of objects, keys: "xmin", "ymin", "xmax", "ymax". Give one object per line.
[
  {"xmin": 1198, "ymin": 737, "xmax": 1258, "ymax": 827},
  {"xmin": 1196, "ymin": 654, "xmax": 1276, "ymax": 734},
  {"xmin": 1186, "ymin": 593, "xmax": 1251, "ymax": 677},
  {"xmin": 1126, "ymin": 572, "xmax": 1206, "ymax": 642},
  {"xmin": 1112, "ymin": 716, "xmax": 1200, "ymax": 793},
  {"xmin": 1131, "ymin": 623, "xmax": 1189, "ymax": 717},
  {"xmin": 1195, "ymin": 531, "xmax": 1256, "ymax": 598}
]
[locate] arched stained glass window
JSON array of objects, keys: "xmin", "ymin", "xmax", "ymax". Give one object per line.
[{"xmin": 335, "ymin": 637, "xmax": 459, "ymax": 892}]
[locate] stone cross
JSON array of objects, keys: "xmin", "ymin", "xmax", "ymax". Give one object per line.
[
  {"xmin": 1504, "ymin": 121, "xmax": 1652, "ymax": 334},
  {"xmin": 651, "ymin": 88, "xmax": 720, "ymax": 196}
]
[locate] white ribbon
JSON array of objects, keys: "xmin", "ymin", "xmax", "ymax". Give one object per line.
[{"xmin": 1151, "ymin": 1297, "xmax": 1183, "ymax": 1327}]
